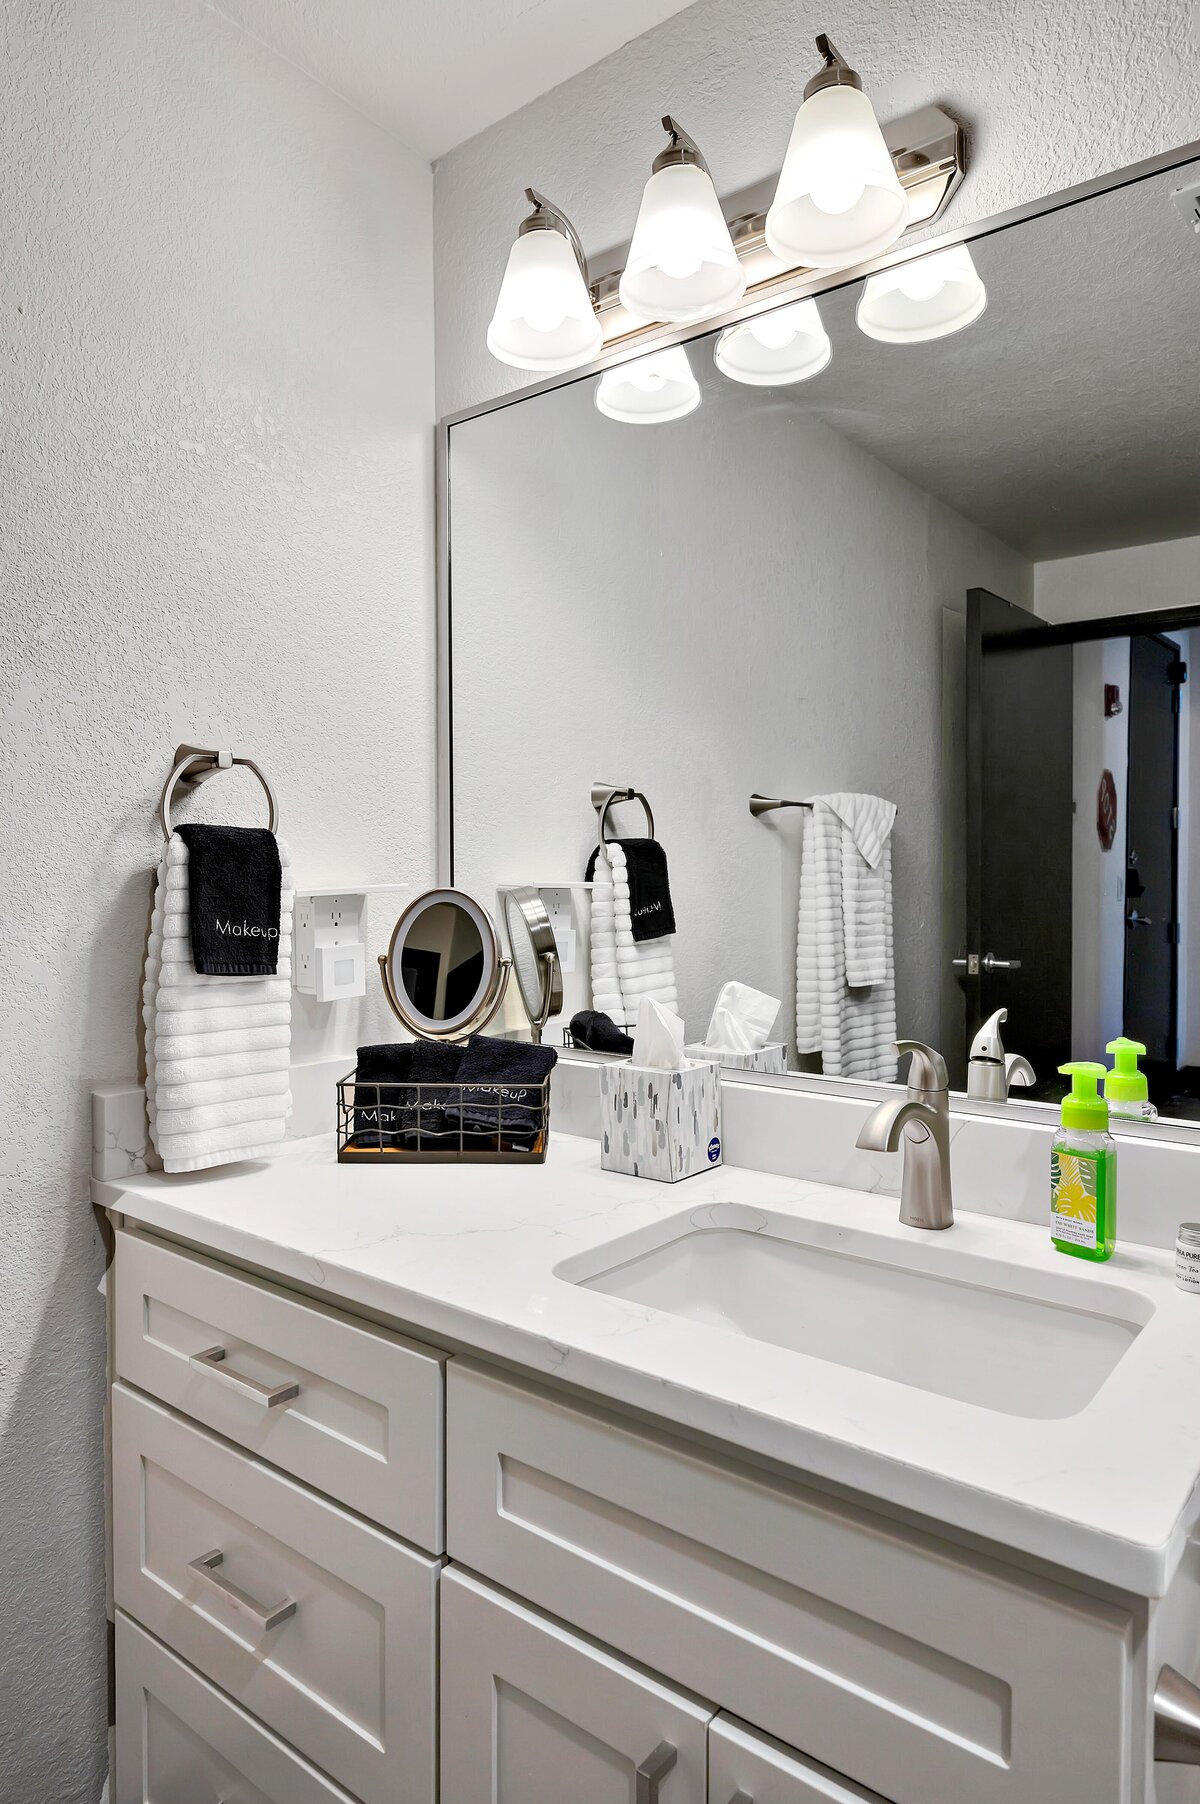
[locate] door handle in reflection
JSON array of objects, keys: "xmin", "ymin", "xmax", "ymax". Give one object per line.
[
  {"xmin": 635, "ymin": 1741, "xmax": 677, "ymax": 1802},
  {"xmin": 981, "ymin": 952, "xmax": 1021, "ymax": 972},
  {"xmin": 1127, "ymin": 910, "xmax": 1154, "ymax": 928}
]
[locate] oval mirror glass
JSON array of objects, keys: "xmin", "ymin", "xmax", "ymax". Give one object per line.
[
  {"xmin": 381, "ymin": 888, "xmax": 504, "ymax": 1038},
  {"xmin": 502, "ymin": 887, "xmax": 563, "ymax": 1042}
]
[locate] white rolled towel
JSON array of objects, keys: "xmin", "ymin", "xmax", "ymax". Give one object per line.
[
  {"xmin": 155, "ymin": 1092, "xmax": 292, "ymax": 1137},
  {"xmin": 154, "ymin": 1045, "xmax": 291, "ymax": 1089},
  {"xmin": 155, "ymin": 1117, "xmax": 286, "ymax": 1159},
  {"xmin": 155, "ymin": 1068, "xmax": 289, "ymax": 1111},
  {"xmin": 153, "ymin": 1023, "xmax": 290, "ymax": 1061}
]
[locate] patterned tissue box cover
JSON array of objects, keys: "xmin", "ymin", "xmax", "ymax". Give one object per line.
[{"xmin": 600, "ymin": 1059, "xmax": 722, "ymax": 1183}]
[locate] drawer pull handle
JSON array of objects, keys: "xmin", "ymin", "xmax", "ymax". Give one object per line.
[
  {"xmin": 187, "ymin": 1548, "xmax": 296, "ymax": 1632},
  {"xmin": 1156, "ymin": 1664, "xmax": 1200, "ymax": 1763},
  {"xmin": 191, "ymin": 1345, "xmax": 300, "ymax": 1408},
  {"xmin": 636, "ymin": 1741, "xmax": 677, "ymax": 1803}
]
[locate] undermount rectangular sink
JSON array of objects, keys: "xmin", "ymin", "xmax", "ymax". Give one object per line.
[{"xmin": 559, "ymin": 1205, "xmax": 1151, "ymax": 1420}]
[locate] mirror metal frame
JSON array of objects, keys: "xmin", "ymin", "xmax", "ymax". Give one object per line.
[
  {"xmin": 437, "ymin": 135, "xmax": 1200, "ymax": 1126},
  {"xmin": 502, "ymin": 885, "xmax": 564, "ymax": 1043},
  {"xmin": 379, "ymin": 886, "xmax": 511, "ymax": 1040}
]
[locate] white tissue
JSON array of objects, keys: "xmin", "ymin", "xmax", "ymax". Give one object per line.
[
  {"xmin": 704, "ymin": 980, "xmax": 780, "ymax": 1053},
  {"xmin": 632, "ymin": 996, "xmax": 687, "ymax": 1070}
]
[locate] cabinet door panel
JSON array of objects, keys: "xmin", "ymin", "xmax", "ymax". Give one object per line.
[
  {"xmin": 441, "ymin": 1567, "xmax": 710, "ymax": 1804},
  {"xmin": 115, "ymin": 1226, "xmax": 444, "ymax": 1549},
  {"xmin": 112, "ymin": 1383, "xmax": 437, "ymax": 1804},
  {"xmin": 710, "ymin": 1715, "xmax": 893, "ymax": 1804},
  {"xmin": 115, "ymin": 1612, "xmax": 355, "ymax": 1803}
]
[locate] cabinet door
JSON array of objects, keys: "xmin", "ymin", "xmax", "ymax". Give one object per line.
[
  {"xmin": 115, "ymin": 1612, "xmax": 355, "ymax": 1804},
  {"xmin": 709, "ymin": 1715, "xmax": 893, "ymax": 1804},
  {"xmin": 441, "ymin": 1567, "xmax": 710, "ymax": 1804}
]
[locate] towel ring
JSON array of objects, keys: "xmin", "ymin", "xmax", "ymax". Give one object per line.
[
  {"xmin": 159, "ymin": 744, "xmax": 279, "ymax": 840},
  {"xmin": 594, "ymin": 786, "xmax": 655, "ymax": 844}
]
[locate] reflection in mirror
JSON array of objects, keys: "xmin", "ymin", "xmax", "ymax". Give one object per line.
[
  {"xmin": 448, "ymin": 151, "xmax": 1200, "ymax": 1123},
  {"xmin": 402, "ymin": 902, "xmax": 485, "ymax": 1019}
]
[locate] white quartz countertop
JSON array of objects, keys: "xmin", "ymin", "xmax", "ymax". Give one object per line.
[{"xmin": 98, "ymin": 1132, "xmax": 1200, "ymax": 1596}]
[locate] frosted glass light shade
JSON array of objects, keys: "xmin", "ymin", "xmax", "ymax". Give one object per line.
[
  {"xmin": 765, "ymin": 85, "xmax": 907, "ymax": 269},
  {"xmin": 619, "ymin": 162, "xmax": 747, "ymax": 324},
  {"xmin": 856, "ymin": 244, "xmax": 988, "ymax": 343},
  {"xmin": 595, "ymin": 346, "xmax": 701, "ymax": 424},
  {"xmin": 487, "ymin": 228, "xmax": 603, "ymax": 372},
  {"xmin": 714, "ymin": 299, "xmax": 832, "ymax": 385}
]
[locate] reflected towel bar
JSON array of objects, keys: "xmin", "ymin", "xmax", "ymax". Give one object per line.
[
  {"xmin": 749, "ymin": 793, "xmax": 899, "ymax": 818},
  {"xmin": 749, "ymin": 793, "xmax": 811, "ymax": 817}
]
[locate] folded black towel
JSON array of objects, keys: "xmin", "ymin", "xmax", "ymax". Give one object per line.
[
  {"xmin": 570, "ymin": 1010, "xmax": 634, "ymax": 1055},
  {"xmin": 353, "ymin": 1042, "xmax": 414, "ymax": 1143},
  {"xmin": 177, "ymin": 824, "xmax": 282, "ymax": 976},
  {"xmin": 408, "ymin": 1039, "xmax": 465, "ymax": 1146},
  {"xmin": 445, "ymin": 1035, "xmax": 557, "ymax": 1149},
  {"xmin": 585, "ymin": 837, "xmax": 675, "ymax": 943},
  {"xmin": 620, "ymin": 838, "xmax": 675, "ymax": 941}
]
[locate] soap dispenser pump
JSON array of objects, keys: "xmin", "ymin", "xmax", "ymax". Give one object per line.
[
  {"xmin": 967, "ymin": 1008, "xmax": 1036, "ymax": 1101},
  {"xmin": 1104, "ymin": 1036, "xmax": 1158, "ymax": 1122}
]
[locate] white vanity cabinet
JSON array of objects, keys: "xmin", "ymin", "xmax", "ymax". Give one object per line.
[
  {"xmin": 107, "ymin": 1218, "xmax": 1189, "ymax": 1804},
  {"xmin": 441, "ymin": 1566, "xmax": 712, "ymax": 1802},
  {"xmin": 109, "ymin": 1227, "xmax": 444, "ymax": 1804}
]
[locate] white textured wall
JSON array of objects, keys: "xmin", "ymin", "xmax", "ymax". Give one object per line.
[
  {"xmin": 0, "ymin": 4, "xmax": 435, "ymax": 1798},
  {"xmin": 434, "ymin": 0, "xmax": 1198, "ymax": 417},
  {"xmin": 1037, "ymin": 534, "xmax": 1200, "ymax": 623},
  {"xmin": 450, "ymin": 374, "xmax": 1030, "ymax": 1055}
]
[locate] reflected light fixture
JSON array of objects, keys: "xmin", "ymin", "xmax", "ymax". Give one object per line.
[
  {"xmin": 856, "ymin": 244, "xmax": 988, "ymax": 342},
  {"xmin": 487, "ymin": 189, "xmax": 603, "ymax": 372},
  {"xmin": 594, "ymin": 345, "xmax": 701, "ymax": 424},
  {"xmin": 714, "ymin": 298, "xmax": 832, "ymax": 385},
  {"xmin": 619, "ymin": 117, "xmax": 747, "ymax": 324},
  {"xmin": 765, "ymin": 35, "xmax": 908, "ymax": 270}
]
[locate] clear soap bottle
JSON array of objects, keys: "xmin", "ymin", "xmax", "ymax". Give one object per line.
[
  {"xmin": 1051, "ymin": 1062, "xmax": 1117, "ymax": 1262},
  {"xmin": 1104, "ymin": 1036, "xmax": 1158, "ymax": 1123}
]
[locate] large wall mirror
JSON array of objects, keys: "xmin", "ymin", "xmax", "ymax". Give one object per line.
[{"xmin": 444, "ymin": 144, "xmax": 1200, "ymax": 1126}]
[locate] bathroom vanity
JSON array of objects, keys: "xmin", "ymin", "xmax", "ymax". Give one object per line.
[{"xmin": 97, "ymin": 1123, "xmax": 1200, "ymax": 1804}]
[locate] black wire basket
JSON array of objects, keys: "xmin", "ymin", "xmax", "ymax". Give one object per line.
[{"xmin": 336, "ymin": 1070, "xmax": 552, "ymax": 1164}]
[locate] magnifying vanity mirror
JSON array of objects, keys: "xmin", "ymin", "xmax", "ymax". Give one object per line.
[
  {"xmin": 380, "ymin": 888, "xmax": 510, "ymax": 1039},
  {"xmin": 443, "ymin": 142, "xmax": 1200, "ymax": 1127},
  {"xmin": 501, "ymin": 886, "xmax": 564, "ymax": 1043}
]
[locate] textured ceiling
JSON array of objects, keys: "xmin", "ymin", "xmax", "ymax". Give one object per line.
[
  {"xmin": 210, "ymin": 0, "xmax": 700, "ymax": 158},
  {"xmin": 692, "ymin": 160, "xmax": 1200, "ymax": 561}
]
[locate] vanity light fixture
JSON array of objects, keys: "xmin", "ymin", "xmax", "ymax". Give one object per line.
[
  {"xmin": 487, "ymin": 189, "xmax": 603, "ymax": 373},
  {"xmin": 765, "ymin": 35, "xmax": 908, "ymax": 270},
  {"xmin": 713, "ymin": 298, "xmax": 832, "ymax": 385},
  {"xmin": 594, "ymin": 345, "xmax": 701, "ymax": 424},
  {"xmin": 619, "ymin": 117, "xmax": 747, "ymax": 324},
  {"xmin": 856, "ymin": 243, "xmax": 988, "ymax": 343}
]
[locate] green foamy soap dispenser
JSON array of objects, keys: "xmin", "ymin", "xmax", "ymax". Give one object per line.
[
  {"xmin": 1051, "ymin": 1062, "xmax": 1116, "ymax": 1262},
  {"xmin": 1104, "ymin": 1036, "xmax": 1159, "ymax": 1123}
]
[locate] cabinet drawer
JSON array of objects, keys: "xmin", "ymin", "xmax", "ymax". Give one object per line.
[
  {"xmin": 112, "ymin": 1383, "xmax": 437, "ymax": 1804},
  {"xmin": 447, "ymin": 1362, "xmax": 1132, "ymax": 1804},
  {"xmin": 441, "ymin": 1567, "xmax": 711, "ymax": 1803},
  {"xmin": 710, "ymin": 1714, "xmax": 891, "ymax": 1804},
  {"xmin": 114, "ymin": 1226, "xmax": 444, "ymax": 1550},
  {"xmin": 115, "ymin": 1612, "xmax": 355, "ymax": 1803}
]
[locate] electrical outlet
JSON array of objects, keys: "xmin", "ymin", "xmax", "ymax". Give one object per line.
[
  {"xmin": 1172, "ymin": 180, "xmax": 1200, "ymax": 235},
  {"xmin": 294, "ymin": 890, "xmax": 367, "ymax": 1000}
]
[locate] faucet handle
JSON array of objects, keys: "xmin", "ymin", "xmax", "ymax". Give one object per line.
[{"xmin": 895, "ymin": 1040, "xmax": 949, "ymax": 1092}]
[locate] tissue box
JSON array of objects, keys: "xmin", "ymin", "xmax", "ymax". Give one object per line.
[
  {"xmin": 684, "ymin": 1041, "xmax": 788, "ymax": 1075},
  {"xmin": 600, "ymin": 1060, "xmax": 722, "ymax": 1183}
]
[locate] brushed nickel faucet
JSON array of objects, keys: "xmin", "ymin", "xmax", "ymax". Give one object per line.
[{"xmin": 856, "ymin": 1040, "xmax": 954, "ymax": 1230}]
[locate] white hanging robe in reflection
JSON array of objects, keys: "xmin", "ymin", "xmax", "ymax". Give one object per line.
[{"xmin": 795, "ymin": 793, "xmax": 897, "ymax": 1082}]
